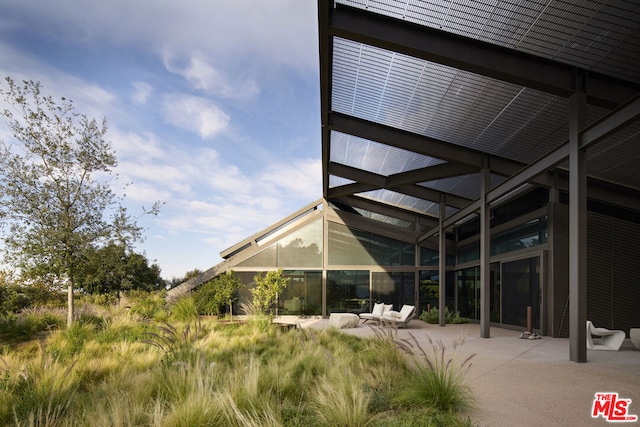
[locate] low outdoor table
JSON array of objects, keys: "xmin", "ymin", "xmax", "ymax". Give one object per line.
[{"xmin": 329, "ymin": 313, "xmax": 359, "ymax": 329}]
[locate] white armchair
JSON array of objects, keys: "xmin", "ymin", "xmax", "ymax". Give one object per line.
[
  {"xmin": 586, "ymin": 320, "xmax": 625, "ymax": 351},
  {"xmin": 359, "ymin": 303, "xmax": 392, "ymax": 324}
]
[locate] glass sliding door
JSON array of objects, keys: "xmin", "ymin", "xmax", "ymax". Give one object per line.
[
  {"xmin": 456, "ymin": 264, "xmax": 500, "ymax": 322},
  {"xmin": 502, "ymin": 257, "xmax": 540, "ymax": 329},
  {"xmin": 372, "ymin": 272, "xmax": 415, "ymax": 311},
  {"xmin": 457, "ymin": 268, "xmax": 480, "ymax": 320},
  {"xmin": 490, "ymin": 262, "xmax": 501, "ymax": 322}
]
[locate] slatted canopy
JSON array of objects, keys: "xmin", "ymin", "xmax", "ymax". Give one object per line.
[
  {"xmin": 318, "ymin": 0, "xmax": 640, "ymax": 362},
  {"xmin": 319, "ymin": 0, "xmax": 640, "ymax": 239}
]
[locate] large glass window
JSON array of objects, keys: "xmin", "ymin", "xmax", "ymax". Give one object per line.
[
  {"xmin": 491, "ymin": 218, "xmax": 547, "ymax": 256},
  {"xmin": 232, "ymin": 270, "xmax": 322, "ymax": 316},
  {"xmin": 238, "ymin": 219, "xmax": 323, "ymax": 268},
  {"xmin": 326, "ymin": 270, "xmax": 370, "ymax": 314},
  {"xmin": 457, "ymin": 242, "xmax": 480, "ymax": 264},
  {"xmin": 371, "ymin": 272, "xmax": 415, "ymax": 311},
  {"xmin": 328, "ymin": 222, "xmax": 415, "ymax": 266},
  {"xmin": 418, "ymin": 270, "xmax": 455, "ymax": 315},
  {"xmin": 232, "ymin": 271, "xmax": 258, "ymax": 315},
  {"xmin": 278, "ymin": 271, "xmax": 322, "ymax": 316},
  {"xmin": 420, "ymin": 246, "xmax": 455, "ymax": 266},
  {"xmin": 455, "ymin": 259, "xmax": 536, "ymax": 326}
]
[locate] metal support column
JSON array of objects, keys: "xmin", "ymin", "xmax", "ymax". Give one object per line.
[
  {"xmin": 569, "ymin": 88, "xmax": 587, "ymax": 362},
  {"xmin": 480, "ymin": 161, "xmax": 491, "ymax": 338},
  {"xmin": 439, "ymin": 193, "xmax": 446, "ymax": 327}
]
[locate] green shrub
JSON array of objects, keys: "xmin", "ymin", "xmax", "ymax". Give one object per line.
[
  {"xmin": 170, "ymin": 296, "xmax": 199, "ymax": 322},
  {"xmin": 193, "ymin": 272, "xmax": 243, "ymax": 317},
  {"xmin": 419, "ymin": 306, "xmax": 471, "ymax": 324},
  {"xmin": 0, "ymin": 309, "xmax": 64, "ymax": 345},
  {"xmin": 127, "ymin": 291, "xmax": 168, "ymax": 321}
]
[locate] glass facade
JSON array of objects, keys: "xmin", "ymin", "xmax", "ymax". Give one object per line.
[
  {"xmin": 457, "ymin": 217, "xmax": 547, "ymax": 264},
  {"xmin": 455, "ymin": 258, "xmax": 539, "ymax": 328},
  {"xmin": 326, "ymin": 270, "xmax": 370, "ymax": 314},
  {"xmin": 419, "ymin": 246, "xmax": 455, "ymax": 266},
  {"xmin": 214, "ymin": 198, "xmax": 549, "ymax": 330},
  {"xmin": 328, "ymin": 222, "xmax": 415, "ymax": 266},
  {"xmin": 491, "ymin": 218, "xmax": 547, "ymax": 256},
  {"xmin": 501, "ymin": 257, "xmax": 540, "ymax": 329},
  {"xmin": 237, "ymin": 219, "xmax": 323, "ymax": 268},
  {"xmin": 418, "ymin": 270, "xmax": 455, "ymax": 315},
  {"xmin": 371, "ymin": 272, "xmax": 415, "ymax": 311},
  {"xmin": 232, "ymin": 270, "xmax": 322, "ymax": 316},
  {"xmin": 278, "ymin": 271, "xmax": 322, "ymax": 316}
]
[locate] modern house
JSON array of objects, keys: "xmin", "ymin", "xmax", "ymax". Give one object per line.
[{"xmin": 168, "ymin": 0, "xmax": 640, "ymax": 362}]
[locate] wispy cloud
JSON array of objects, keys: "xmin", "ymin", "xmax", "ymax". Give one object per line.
[
  {"xmin": 131, "ymin": 81, "xmax": 153, "ymax": 105},
  {"xmin": 163, "ymin": 52, "xmax": 260, "ymax": 99},
  {"xmin": 162, "ymin": 93, "xmax": 230, "ymax": 139},
  {"xmin": 2, "ymin": 0, "xmax": 318, "ymax": 70}
]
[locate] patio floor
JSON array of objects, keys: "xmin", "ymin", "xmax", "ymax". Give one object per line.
[{"xmin": 287, "ymin": 317, "xmax": 640, "ymax": 426}]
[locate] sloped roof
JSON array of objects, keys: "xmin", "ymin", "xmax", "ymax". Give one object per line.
[{"xmin": 319, "ymin": 0, "xmax": 640, "ymax": 242}]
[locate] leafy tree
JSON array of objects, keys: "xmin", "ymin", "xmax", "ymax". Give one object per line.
[
  {"xmin": 0, "ymin": 77, "xmax": 161, "ymax": 326},
  {"xmin": 251, "ymin": 269, "xmax": 289, "ymax": 315},
  {"xmin": 193, "ymin": 271, "xmax": 243, "ymax": 317},
  {"xmin": 76, "ymin": 243, "xmax": 164, "ymax": 298}
]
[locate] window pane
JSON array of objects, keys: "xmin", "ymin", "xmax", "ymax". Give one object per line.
[
  {"xmin": 328, "ymin": 223, "xmax": 372, "ymax": 265},
  {"xmin": 326, "ymin": 270, "xmax": 370, "ymax": 314},
  {"xmin": 372, "ymin": 272, "xmax": 415, "ymax": 310},
  {"xmin": 328, "ymin": 222, "xmax": 415, "ymax": 266},
  {"xmin": 238, "ymin": 219, "xmax": 323, "ymax": 268},
  {"xmin": 278, "ymin": 271, "xmax": 322, "ymax": 316}
]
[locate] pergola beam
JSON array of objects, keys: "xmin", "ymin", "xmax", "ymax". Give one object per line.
[
  {"xmin": 328, "ymin": 162, "xmax": 473, "ymax": 209},
  {"xmin": 329, "ymin": 2, "xmax": 640, "ymax": 109}
]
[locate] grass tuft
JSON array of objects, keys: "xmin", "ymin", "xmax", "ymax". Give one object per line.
[{"xmin": 395, "ymin": 332, "xmax": 475, "ymax": 413}]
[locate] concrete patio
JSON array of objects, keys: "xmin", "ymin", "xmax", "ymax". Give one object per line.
[{"xmin": 288, "ymin": 317, "xmax": 640, "ymax": 426}]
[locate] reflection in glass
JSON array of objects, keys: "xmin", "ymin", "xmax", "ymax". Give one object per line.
[
  {"xmin": 238, "ymin": 219, "xmax": 323, "ymax": 268},
  {"xmin": 278, "ymin": 271, "xmax": 322, "ymax": 316},
  {"xmin": 502, "ymin": 257, "xmax": 540, "ymax": 329},
  {"xmin": 372, "ymin": 272, "xmax": 415, "ymax": 311},
  {"xmin": 326, "ymin": 270, "xmax": 370, "ymax": 314},
  {"xmin": 328, "ymin": 222, "xmax": 415, "ymax": 266},
  {"xmin": 457, "ymin": 267, "xmax": 480, "ymax": 320}
]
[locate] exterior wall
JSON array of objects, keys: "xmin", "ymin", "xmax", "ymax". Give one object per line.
[{"xmin": 587, "ymin": 212, "xmax": 640, "ymax": 336}]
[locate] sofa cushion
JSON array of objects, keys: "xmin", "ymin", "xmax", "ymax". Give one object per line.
[{"xmin": 371, "ymin": 303, "xmax": 384, "ymax": 318}]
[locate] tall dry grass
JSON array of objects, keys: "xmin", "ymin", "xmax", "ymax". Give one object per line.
[{"xmin": 1, "ymin": 306, "xmax": 476, "ymax": 426}]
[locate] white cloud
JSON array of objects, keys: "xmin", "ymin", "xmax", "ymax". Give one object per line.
[
  {"xmin": 163, "ymin": 52, "xmax": 260, "ymax": 99},
  {"xmin": 131, "ymin": 81, "xmax": 153, "ymax": 105},
  {"xmin": 259, "ymin": 158, "xmax": 322, "ymax": 202},
  {"xmin": 109, "ymin": 128, "xmax": 166, "ymax": 160},
  {"xmin": 3, "ymin": 1, "xmax": 318, "ymax": 70},
  {"xmin": 162, "ymin": 93, "xmax": 230, "ymax": 139}
]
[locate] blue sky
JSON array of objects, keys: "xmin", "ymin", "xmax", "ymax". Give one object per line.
[{"xmin": 0, "ymin": 1, "xmax": 322, "ymax": 280}]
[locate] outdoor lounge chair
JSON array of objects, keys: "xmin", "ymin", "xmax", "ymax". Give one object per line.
[
  {"xmin": 359, "ymin": 303, "xmax": 392, "ymax": 324},
  {"xmin": 382, "ymin": 304, "xmax": 416, "ymax": 328},
  {"xmin": 586, "ymin": 320, "xmax": 625, "ymax": 351}
]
